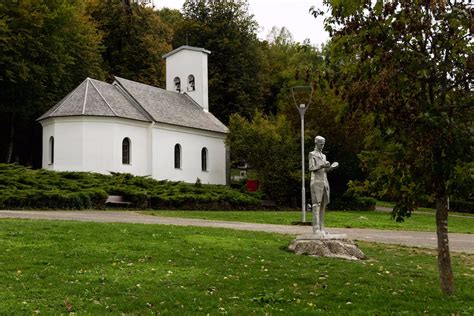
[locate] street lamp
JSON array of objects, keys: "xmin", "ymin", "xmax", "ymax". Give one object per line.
[{"xmin": 291, "ymin": 86, "xmax": 313, "ymax": 223}]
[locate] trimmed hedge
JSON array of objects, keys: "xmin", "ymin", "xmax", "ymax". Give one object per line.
[
  {"xmin": 328, "ymin": 192, "xmax": 377, "ymax": 211},
  {"xmin": 0, "ymin": 164, "xmax": 260, "ymax": 210},
  {"xmin": 450, "ymin": 200, "xmax": 474, "ymax": 214}
]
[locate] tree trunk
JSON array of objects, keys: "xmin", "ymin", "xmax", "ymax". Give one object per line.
[
  {"xmin": 435, "ymin": 196, "xmax": 454, "ymax": 295},
  {"xmin": 6, "ymin": 113, "xmax": 15, "ymax": 163}
]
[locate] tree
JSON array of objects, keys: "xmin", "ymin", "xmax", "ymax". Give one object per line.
[
  {"xmin": 227, "ymin": 112, "xmax": 299, "ymax": 204},
  {"xmin": 89, "ymin": 0, "xmax": 173, "ymax": 86},
  {"xmin": 261, "ymin": 34, "xmax": 366, "ymax": 199},
  {"xmin": 315, "ymin": 0, "xmax": 473, "ymax": 294},
  {"xmin": 173, "ymin": 0, "xmax": 265, "ymax": 124},
  {"xmin": 0, "ymin": 0, "xmax": 104, "ymax": 165}
]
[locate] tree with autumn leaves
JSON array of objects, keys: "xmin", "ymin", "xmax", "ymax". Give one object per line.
[{"xmin": 314, "ymin": 0, "xmax": 473, "ymax": 294}]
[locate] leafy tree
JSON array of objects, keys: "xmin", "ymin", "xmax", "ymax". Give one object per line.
[
  {"xmin": 0, "ymin": 0, "xmax": 104, "ymax": 165},
  {"xmin": 315, "ymin": 0, "xmax": 473, "ymax": 294},
  {"xmin": 261, "ymin": 33, "xmax": 365, "ymax": 199},
  {"xmin": 261, "ymin": 31, "xmax": 324, "ymax": 114},
  {"xmin": 226, "ymin": 112, "xmax": 299, "ymax": 204},
  {"xmin": 89, "ymin": 0, "xmax": 172, "ymax": 86},
  {"xmin": 173, "ymin": 0, "xmax": 265, "ymax": 123}
]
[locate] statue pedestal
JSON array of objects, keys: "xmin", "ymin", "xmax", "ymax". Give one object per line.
[{"xmin": 288, "ymin": 233, "xmax": 365, "ymax": 260}]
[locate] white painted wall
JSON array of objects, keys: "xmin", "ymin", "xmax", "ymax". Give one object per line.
[
  {"xmin": 165, "ymin": 49, "xmax": 209, "ymax": 111},
  {"xmin": 152, "ymin": 123, "xmax": 226, "ymax": 185},
  {"xmin": 41, "ymin": 117, "xmax": 151, "ymax": 176},
  {"xmin": 41, "ymin": 117, "xmax": 227, "ymax": 184},
  {"xmin": 42, "ymin": 118, "xmax": 83, "ymax": 171}
]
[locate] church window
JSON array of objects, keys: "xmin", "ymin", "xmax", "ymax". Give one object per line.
[
  {"xmin": 174, "ymin": 77, "xmax": 181, "ymax": 92},
  {"xmin": 201, "ymin": 147, "xmax": 208, "ymax": 171},
  {"xmin": 188, "ymin": 75, "xmax": 195, "ymax": 91},
  {"xmin": 49, "ymin": 136, "xmax": 54, "ymax": 164},
  {"xmin": 174, "ymin": 144, "xmax": 181, "ymax": 169},
  {"xmin": 122, "ymin": 138, "xmax": 131, "ymax": 164}
]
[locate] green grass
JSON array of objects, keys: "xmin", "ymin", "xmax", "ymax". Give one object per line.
[
  {"xmin": 139, "ymin": 210, "xmax": 474, "ymax": 234},
  {"xmin": 1, "ymin": 219, "xmax": 473, "ymax": 314}
]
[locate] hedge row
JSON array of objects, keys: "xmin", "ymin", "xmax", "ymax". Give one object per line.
[
  {"xmin": 450, "ymin": 200, "xmax": 474, "ymax": 214},
  {"xmin": 328, "ymin": 193, "xmax": 377, "ymax": 211},
  {"xmin": 0, "ymin": 164, "xmax": 260, "ymax": 210}
]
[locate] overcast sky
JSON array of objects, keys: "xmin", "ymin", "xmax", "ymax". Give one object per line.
[{"xmin": 155, "ymin": 0, "xmax": 330, "ymax": 47}]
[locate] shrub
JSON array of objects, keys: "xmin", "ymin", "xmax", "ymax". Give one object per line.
[
  {"xmin": 449, "ymin": 200, "xmax": 474, "ymax": 214},
  {"xmin": 328, "ymin": 192, "xmax": 376, "ymax": 211},
  {"xmin": 0, "ymin": 164, "xmax": 260, "ymax": 210}
]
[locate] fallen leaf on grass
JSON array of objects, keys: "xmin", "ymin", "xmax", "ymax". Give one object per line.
[{"xmin": 64, "ymin": 299, "xmax": 73, "ymax": 312}]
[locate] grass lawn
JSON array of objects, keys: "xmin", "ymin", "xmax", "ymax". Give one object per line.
[
  {"xmin": 139, "ymin": 210, "xmax": 474, "ymax": 234},
  {"xmin": 1, "ymin": 219, "xmax": 473, "ymax": 314}
]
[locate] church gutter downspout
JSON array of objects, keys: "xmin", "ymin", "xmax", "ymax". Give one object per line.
[{"xmin": 149, "ymin": 121, "xmax": 155, "ymax": 179}]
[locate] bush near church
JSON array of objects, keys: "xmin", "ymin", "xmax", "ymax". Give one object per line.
[{"xmin": 0, "ymin": 164, "xmax": 259, "ymax": 210}]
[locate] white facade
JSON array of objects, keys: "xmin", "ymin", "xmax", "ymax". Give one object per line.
[
  {"xmin": 41, "ymin": 116, "xmax": 227, "ymax": 184},
  {"xmin": 164, "ymin": 46, "xmax": 210, "ymax": 111}
]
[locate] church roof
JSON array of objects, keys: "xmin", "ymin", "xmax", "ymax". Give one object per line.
[
  {"xmin": 162, "ymin": 45, "xmax": 211, "ymax": 58},
  {"xmin": 38, "ymin": 77, "xmax": 228, "ymax": 134},
  {"xmin": 113, "ymin": 77, "xmax": 227, "ymax": 134},
  {"xmin": 37, "ymin": 78, "xmax": 151, "ymax": 122}
]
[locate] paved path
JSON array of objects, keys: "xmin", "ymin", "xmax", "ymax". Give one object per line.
[{"xmin": 1, "ymin": 210, "xmax": 473, "ymax": 254}]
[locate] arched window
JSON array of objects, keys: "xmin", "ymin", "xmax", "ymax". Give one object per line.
[
  {"xmin": 201, "ymin": 147, "xmax": 208, "ymax": 171},
  {"xmin": 122, "ymin": 138, "xmax": 131, "ymax": 164},
  {"xmin": 174, "ymin": 144, "xmax": 181, "ymax": 169},
  {"xmin": 174, "ymin": 77, "xmax": 181, "ymax": 93},
  {"xmin": 49, "ymin": 136, "xmax": 54, "ymax": 164},
  {"xmin": 188, "ymin": 74, "xmax": 195, "ymax": 91}
]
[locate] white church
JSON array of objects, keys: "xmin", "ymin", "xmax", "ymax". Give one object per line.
[{"xmin": 37, "ymin": 46, "xmax": 229, "ymax": 185}]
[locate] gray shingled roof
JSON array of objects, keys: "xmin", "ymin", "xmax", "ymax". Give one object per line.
[
  {"xmin": 37, "ymin": 78, "xmax": 151, "ymax": 122},
  {"xmin": 113, "ymin": 77, "xmax": 228, "ymax": 134},
  {"xmin": 38, "ymin": 77, "xmax": 228, "ymax": 134}
]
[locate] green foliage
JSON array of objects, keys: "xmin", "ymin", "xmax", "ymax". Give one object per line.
[
  {"xmin": 449, "ymin": 200, "xmax": 474, "ymax": 214},
  {"xmin": 227, "ymin": 112, "xmax": 299, "ymax": 205},
  {"xmin": 321, "ymin": 0, "xmax": 473, "ymax": 293},
  {"xmin": 89, "ymin": 0, "xmax": 173, "ymax": 86},
  {"xmin": 322, "ymin": 0, "xmax": 473, "ymax": 220},
  {"xmin": 0, "ymin": 164, "xmax": 259, "ymax": 210},
  {"xmin": 261, "ymin": 29, "xmax": 366, "ymax": 201},
  {"xmin": 328, "ymin": 193, "xmax": 376, "ymax": 212},
  {"xmin": 0, "ymin": 0, "xmax": 104, "ymax": 164},
  {"xmin": 450, "ymin": 162, "xmax": 474, "ymax": 201},
  {"xmin": 173, "ymin": 0, "xmax": 265, "ymax": 123}
]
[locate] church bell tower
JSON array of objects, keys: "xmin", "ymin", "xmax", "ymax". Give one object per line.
[{"xmin": 163, "ymin": 46, "xmax": 211, "ymax": 112}]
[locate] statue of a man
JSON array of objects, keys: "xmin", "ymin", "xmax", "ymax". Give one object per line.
[{"xmin": 308, "ymin": 136, "xmax": 338, "ymax": 234}]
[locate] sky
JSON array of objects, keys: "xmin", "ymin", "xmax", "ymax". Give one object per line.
[{"xmin": 154, "ymin": 0, "xmax": 329, "ymax": 47}]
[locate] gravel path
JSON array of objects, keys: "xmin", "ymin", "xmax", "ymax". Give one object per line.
[{"xmin": 1, "ymin": 210, "xmax": 473, "ymax": 254}]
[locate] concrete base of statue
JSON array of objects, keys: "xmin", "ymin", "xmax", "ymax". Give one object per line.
[{"xmin": 288, "ymin": 231, "xmax": 365, "ymax": 260}]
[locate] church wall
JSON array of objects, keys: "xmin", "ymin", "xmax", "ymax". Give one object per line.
[
  {"xmin": 152, "ymin": 123, "xmax": 226, "ymax": 185},
  {"xmin": 41, "ymin": 117, "xmax": 151, "ymax": 176},
  {"xmin": 81, "ymin": 118, "xmax": 151, "ymax": 176},
  {"xmin": 41, "ymin": 118, "xmax": 84, "ymax": 171},
  {"xmin": 41, "ymin": 117, "xmax": 226, "ymax": 185}
]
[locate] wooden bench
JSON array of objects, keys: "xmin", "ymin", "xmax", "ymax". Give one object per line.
[
  {"xmin": 105, "ymin": 195, "xmax": 132, "ymax": 206},
  {"xmin": 261, "ymin": 200, "xmax": 276, "ymax": 208}
]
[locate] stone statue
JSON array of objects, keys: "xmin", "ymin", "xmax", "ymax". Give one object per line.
[{"xmin": 308, "ymin": 136, "xmax": 338, "ymax": 234}]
